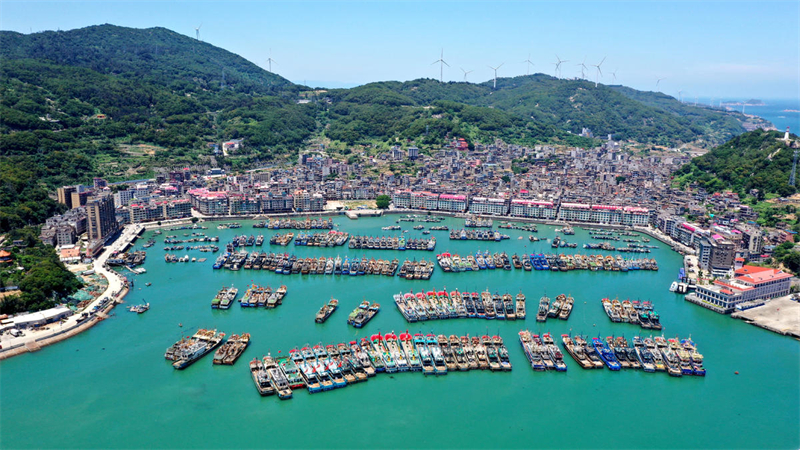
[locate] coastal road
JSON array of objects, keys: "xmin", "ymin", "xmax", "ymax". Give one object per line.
[{"xmin": 0, "ymin": 225, "xmax": 143, "ymax": 353}]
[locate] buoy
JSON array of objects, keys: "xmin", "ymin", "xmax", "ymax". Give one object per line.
[
  {"xmin": 179, "ymin": 323, "xmax": 183, "ymax": 327},
  {"xmin": 735, "ymin": 371, "xmax": 739, "ymax": 375}
]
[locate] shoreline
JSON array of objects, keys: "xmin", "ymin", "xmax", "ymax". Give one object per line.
[{"xmin": 0, "ymin": 225, "xmax": 142, "ymax": 360}]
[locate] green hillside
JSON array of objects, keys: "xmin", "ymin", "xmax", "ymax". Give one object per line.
[
  {"xmin": 0, "ymin": 24, "xmax": 296, "ymax": 95},
  {"xmin": 674, "ymin": 129, "xmax": 799, "ymax": 197},
  {"xmin": 0, "ymin": 24, "xmax": 767, "ymax": 189},
  {"xmin": 327, "ymin": 76, "xmax": 755, "ymax": 147}
]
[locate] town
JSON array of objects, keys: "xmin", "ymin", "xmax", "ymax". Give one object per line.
[{"xmin": 27, "ymin": 131, "xmax": 800, "ymax": 323}]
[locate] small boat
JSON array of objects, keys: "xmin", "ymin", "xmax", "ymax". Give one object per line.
[
  {"xmin": 315, "ymin": 298, "xmax": 338, "ymax": 323},
  {"xmin": 128, "ymin": 303, "xmax": 150, "ymax": 313}
]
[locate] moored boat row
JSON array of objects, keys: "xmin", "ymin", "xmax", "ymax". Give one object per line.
[
  {"xmin": 393, "ymin": 289, "xmax": 525, "ymax": 322},
  {"xmin": 601, "ymin": 297, "xmax": 663, "ymax": 330},
  {"xmin": 349, "ymin": 235, "xmax": 435, "ymax": 251}
]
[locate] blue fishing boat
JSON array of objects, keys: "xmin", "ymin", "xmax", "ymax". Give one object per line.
[{"xmin": 592, "ymin": 337, "xmax": 621, "ymax": 370}]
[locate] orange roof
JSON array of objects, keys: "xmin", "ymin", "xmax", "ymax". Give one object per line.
[
  {"xmin": 735, "ymin": 265, "xmax": 792, "ymax": 284},
  {"xmin": 0, "ymin": 250, "xmax": 11, "ymax": 258}
]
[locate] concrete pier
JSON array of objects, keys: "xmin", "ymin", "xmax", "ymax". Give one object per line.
[{"xmin": 731, "ymin": 296, "xmax": 800, "ymax": 338}]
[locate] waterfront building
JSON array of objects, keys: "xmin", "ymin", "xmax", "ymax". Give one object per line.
[
  {"xmin": 410, "ymin": 192, "xmax": 439, "ymax": 210},
  {"xmin": 391, "ymin": 190, "xmax": 412, "ymax": 209},
  {"xmin": 229, "ymin": 195, "xmax": 260, "ymax": 215},
  {"xmin": 691, "ymin": 265, "xmax": 792, "ymax": 313},
  {"xmin": 510, "ymin": 199, "xmax": 557, "ymax": 219},
  {"xmin": 188, "ymin": 188, "xmax": 229, "ymax": 215},
  {"xmin": 260, "ymin": 192, "xmax": 294, "ymax": 213},
  {"xmin": 437, "ymin": 194, "xmax": 467, "ymax": 212},
  {"xmin": 469, "ymin": 197, "xmax": 509, "ymax": 215},
  {"xmin": 557, "ymin": 202, "xmax": 592, "ymax": 222},
  {"xmin": 86, "ymin": 195, "xmax": 119, "ymax": 243}
]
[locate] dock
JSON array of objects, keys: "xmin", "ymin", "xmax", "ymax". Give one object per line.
[
  {"xmin": 345, "ymin": 209, "xmax": 383, "ymax": 220},
  {"xmin": 731, "ymin": 296, "xmax": 800, "ymax": 338}
]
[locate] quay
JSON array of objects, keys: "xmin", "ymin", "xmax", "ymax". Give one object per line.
[
  {"xmin": 0, "ymin": 224, "xmax": 143, "ymax": 360},
  {"xmin": 345, "ymin": 209, "xmax": 383, "ymax": 220},
  {"xmin": 731, "ymin": 296, "xmax": 800, "ymax": 338}
]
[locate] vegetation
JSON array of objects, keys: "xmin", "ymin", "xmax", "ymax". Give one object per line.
[
  {"xmin": 0, "ymin": 158, "xmax": 66, "ymax": 233},
  {"xmin": 674, "ymin": 130, "xmax": 798, "ymax": 197},
  {"xmin": 375, "ymin": 195, "xmax": 390, "ymax": 209},
  {"xmin": 0, "ymin": 227, "xmax": 83, "ymax": 314}
]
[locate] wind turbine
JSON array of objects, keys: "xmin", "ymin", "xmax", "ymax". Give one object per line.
[
  {"xmin": 488, "ymin": 63, "xmax": 504, "ymax": 89},
  {"xmin": 553, "ymin": 55, "xmax": 568, "ymax": 78},
  {"xmin": 678, "ymin": 90, "xmax": 683, "ymax": 102},
  {"xmin": 460, "ymin": 67, "xmax": 473, "ymax": 82},
  {"xmin": 195, "ymin": 23, "xmax": 202, "ymax": 41},
  {"xmin": 611, "ymin": 69, "xmax": 618, "ymax": 83},
  {"xmin": 523, "ymin": 53, "xmax": 535, "ymax": 76},
  {"xmin": 266, "ymin": 49, "xmax": 277, "ymax": 72},
  {"xmin": 577, "ymin": 57, "xmax": 588, "ymax": 80},
  {"xmin": 431, "ymin": 49, "xmax": 449, "ymax": 83},
  {"xmin": 591, "ymin": 56, "xmax": 605, "ymax": 87},
  {"xmin": 656, "ymin": 77, "xmax": 666, "ymax": 90}
]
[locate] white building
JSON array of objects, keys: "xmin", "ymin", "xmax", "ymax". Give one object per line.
[
  {"xmin": 510, "ymin": 199, "xmax": 557, "ymax": 219},
  {"xmin": 469, "ymin": 197, "xmax": 509, "ymax": 215}
]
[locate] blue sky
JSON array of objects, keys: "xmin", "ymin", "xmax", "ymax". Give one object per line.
[{"xmin": 2, "ymin": 1, "xmax": 798, "ymax": 99}]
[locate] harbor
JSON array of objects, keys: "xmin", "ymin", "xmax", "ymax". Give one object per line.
[{"xmin": 2, "ymin": 215, "xmax": 798, "ymax": 450}]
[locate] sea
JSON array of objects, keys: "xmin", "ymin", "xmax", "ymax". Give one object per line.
[
  {"xmin": 1, "ymin": 216, "xmax": 798, "ymax": 449},
  {"xmin": 720, "ymin": 98, "xmax": 800, "ymax": 133}
]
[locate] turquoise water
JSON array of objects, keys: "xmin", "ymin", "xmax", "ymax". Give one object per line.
[{"xmin": 1, "ymin": 216, "xmax": 798, "ymax": 449}]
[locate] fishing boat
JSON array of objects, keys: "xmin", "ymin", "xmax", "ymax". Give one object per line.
[
  {"xmin": 165, "ymin": 329, "xmax": 225, "ymax": 370},
  {"xmin": 128, "ymin": 302, "xmax": 150, "ymax": 313},
  {"xmin": 315, "ymin": 298, "xmax": 338, "ymax": 323},
  {"xmin": 515, "ymin": 292, "xmax": 526, "ymax": 319},
  {"xmin": 264, "ymin": 354, "xmax": 293, "ymax": 399},
  {"xmin": 250, "ymin": 357, "xmax": 276, "ymax": 396},
  {"xmin": 592, "ymin": 337, "xmax": 621, "ymax": 370},
  {"xmin": 212, "ymin": 333, "xmax": 250, "ymax": 365},
  {"xmin": 536, "ymin": 295, "xmax": 550, "ymax": 322}
]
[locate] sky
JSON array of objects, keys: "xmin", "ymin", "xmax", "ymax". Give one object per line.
[{"xmin": 1, "ymin": 1, "xmax": 799, "ymax": 99}]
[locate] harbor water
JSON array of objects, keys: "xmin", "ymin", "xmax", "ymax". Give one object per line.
[{"xmin": 1, "ymin": 216, "xmax": 798, "ymax": 449}]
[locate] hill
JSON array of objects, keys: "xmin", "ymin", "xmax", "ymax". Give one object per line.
[
  {"xmin": 0, "ymin": 26, "xmax": 320, "ymax": 184},
  {"xmin": 0, "ymin": 24, "xmax": 770, "ymax": 188},
  {"xmin": 0, "ymin": 24, "xmax": 297, "ymax": 95},
  {"xmin": 673, "ymin": 129, "xmax": 799, "ymax": 197},
  {"xmin": 325, "ymin": 76, "xmax": 758, "ymax": 147}
]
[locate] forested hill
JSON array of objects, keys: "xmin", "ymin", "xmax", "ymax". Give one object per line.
[
  {"xmin": 0, "ymin": 24, "xmax": 298, "ymax": 95},
  {"xmin": 0, "ymin": 23, "xmax": 770, "ymax": 192},
  {"xmin": 326, "ymin": 76, "xmax": 755, "ymax": 147},
  {"xmin": 674, "ymin": 129, "xmax": 800, "ymax": 197}
]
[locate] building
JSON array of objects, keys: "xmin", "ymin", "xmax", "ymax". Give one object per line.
[
  {"xmin": 114, "ymin": 189, "xmax": 136, "ymax": 207},
  {"xmin": 469, "ymin": 197, "xmax": 509, "ymax": 215},
  {"xmin": 437, "ymin": 194, "xmax": 467, "ymax": 212},
  {"xmin": 557, "ymin": 202, "xmax": 592, "ymax": 222},
  {"xmin": 57, "ymin": 186, "xmax": 77, "ymax": 209},
  {"xmin": 86, "ymin": 195, "xmax": 119, "ymax": 242},
  {"xmin": 691, "ymin": 265, "xmax": 792, "ymax": 313},
  {"xmin": 510, "ymin": 199, "xmax": 557, "ymax": 219},
  {"xmin": 188, "ymin": 188, "xmax": 229, "ymax": 215},
  {"xmin": 697, "ymin": 235, "xmax": 736, "ymax": 276},
  {"xmin": 40, "ymin": 208, "xmax": 87, "ymax": 246},
  {"xmin": 260, "ymin": 192, "xmax": 294, "ymax": 213},
  {"xmin": 407, "ymin": 147, "xmax": 419, "ymax": 160},
  {"xmin": 229, "ymin": 195, "xmax": 260, "ymax": 215},
  {"xmin": 410, "ymin": 192, "xmax": 439, "ymax": 210},
  {"xmin": 391, "ymin": 190, "xmax": 412, "ymax": 209},
  {"xmin": 71, "ymin": 190, "xmax": 91, "ymax": 208}
]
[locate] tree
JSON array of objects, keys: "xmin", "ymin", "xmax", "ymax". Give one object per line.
[
  {"xmin": 375, "ymin": 195, "xmax": 390, "ymax": 209},
  {"xmin": 501, "ymin": 175, "xmax": 511, "ymax": 183}
]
